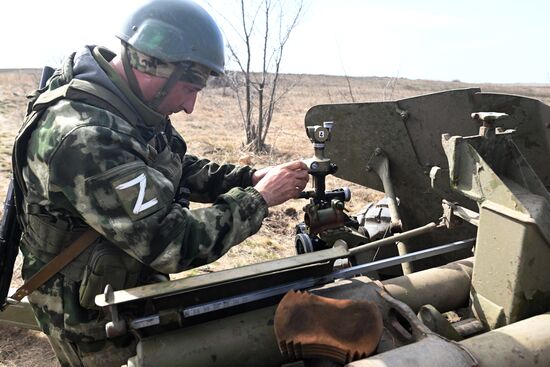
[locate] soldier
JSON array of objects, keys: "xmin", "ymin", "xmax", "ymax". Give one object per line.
[{"xmin": 13, "ymin": 0, "xmax": 309, "ymax": 365}]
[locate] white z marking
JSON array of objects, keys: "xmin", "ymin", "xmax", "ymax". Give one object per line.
[{"xmin": 116, "ymin": 173, "xmax": 158, "ymax": 214}]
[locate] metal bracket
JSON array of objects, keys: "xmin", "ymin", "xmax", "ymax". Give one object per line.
[
  {"xmin": 442, "ymin": 200, "xmax": 480, "ymax": 228},
  {"xmin": 367, "ymin": 148, "xmax": 413, "ymax": 274},
  {"xmin": 103, "ymin": 284, "xmax": 127, "ymax": 338}
]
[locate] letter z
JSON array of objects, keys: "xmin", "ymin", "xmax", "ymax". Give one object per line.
[{"xmin": 116, "ymin": 173, "xmax": 158, "ymax": 214}]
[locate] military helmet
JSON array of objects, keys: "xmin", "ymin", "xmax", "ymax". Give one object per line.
[{"xmin": 116, "ymin": 0, "xmax": 225, "ymax": 76}]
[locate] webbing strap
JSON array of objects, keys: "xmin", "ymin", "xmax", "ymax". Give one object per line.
[
  {"xmin": 33, "ymin": 79, "xmax": 140, "ymax": 127},
  {"xmin": 9, "ymin": 229, "xmax": 100, "ymax": 303},
  {"xmin": 9, "ymin": 70, "xmax": 140, "ymax": 305},
  {"xmin": 150, "ymin": 63, "xmax": 187, "ymax": 111},
  {"xmin": 14, "ymin": 78, "xmax": 140, "ymax": 199}
]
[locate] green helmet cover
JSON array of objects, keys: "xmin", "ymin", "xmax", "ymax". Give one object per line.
[{"xmin": 117, "ymin": 0, "xmax": 225, "ymax": 76}]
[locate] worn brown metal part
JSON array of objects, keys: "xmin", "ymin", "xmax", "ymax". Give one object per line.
[
  {"xmin": 274, "ymin": 290, "xmax": 383, "ymax": 364},
  {"xmin": 305, "ymin": 203, "xmax": 349, "ymax": 235},
  {"xmin": 309, "ymin": 258, "xmax": 473, "ymax": 354},
  {"xmin": 6, "ymin": 88, "xmax": 550, "ymax": 366}
]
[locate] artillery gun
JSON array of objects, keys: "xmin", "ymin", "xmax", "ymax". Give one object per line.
[{"xmin": 2, "ymin": 88, "xmax": 550, "ymax": 367}]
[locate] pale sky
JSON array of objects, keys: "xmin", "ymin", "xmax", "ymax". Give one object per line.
[{"xmin": 1, "ymin": 0, "xmax": 549, "ymax": 84}]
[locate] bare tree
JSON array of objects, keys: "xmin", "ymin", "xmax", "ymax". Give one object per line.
[
  {"xmin": 383, "ymin": 72, "xmax": 400, "ymax": 101},
  {"xmin": 336, "ymin": 42, "xmax": 356, "ymax": 103},
  {"xmin": 217, "ymin": 0, "xmax": 304, "ymax": 152}
]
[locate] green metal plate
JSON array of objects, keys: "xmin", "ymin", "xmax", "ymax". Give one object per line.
[
  {"xmin": 304, "ymin": 88, "xmax": 550, "ymax": 265},
  {"xmin": 95, "ymin": 246, "xmax": 349, "ymax": 307}
]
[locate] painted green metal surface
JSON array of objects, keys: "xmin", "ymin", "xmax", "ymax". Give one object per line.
[
  {"xmin": 304, "ymin": 89, "xmax": 550, "ymax": 268},
  {"xmin": 441, "ymin": 125, "xmax": 550, "ymax": 329},
  {"xmin": 0, "ymin": 293, "xmax": 39, "ymax": 330},
  {"xmin": 127, "ymin": 258, "xmax": 474, "ymax": 367},
  {"xmin": 96, "ymin": 245, "xmax": 349, "ymax": 307},
  {"xmin": 305, "ymin": 89, "xmax": 550, "ymax": 194}
]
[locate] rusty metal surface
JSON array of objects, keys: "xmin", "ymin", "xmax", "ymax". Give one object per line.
[
  {"xmin": 274, "ymin": 290, "xmax": 383, "ymax": 364},
  {"xmin": 417, "ymin": 304, "xmax": 463, "ymax": 341},
  {"xmin": 314, "ymin": 259, "xmax": 472, "ymax": 354}
]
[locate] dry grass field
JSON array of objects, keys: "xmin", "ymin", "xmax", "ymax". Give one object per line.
[{"xmin": 1, "ymin": 68, "xmax": 549, "ymax": 366}]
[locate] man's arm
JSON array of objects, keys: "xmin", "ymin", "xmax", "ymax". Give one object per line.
[
  {"xmin": 180, "ymin": 157, "xmax": 309, "ymax": 206},
  {"xmin": 47, "ymin": 124, "xmax": 268, "ymax": 274},
  {"xmin": 180, "ymin": 155, "xmax": 256, "ymax": 203}
]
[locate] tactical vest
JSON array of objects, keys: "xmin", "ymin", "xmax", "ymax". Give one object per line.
[
  {"xmin": 13, "ymin": 55, "xmax": 178, "ymax": 309},
  {"xmin": 14, "ymin": 53, "xmax": 146, "ymax": 225}
]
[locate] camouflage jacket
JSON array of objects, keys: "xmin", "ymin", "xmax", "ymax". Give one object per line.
[{"xmin": 16, "ymin": 46, "xmax": 268, "ymax": 344}]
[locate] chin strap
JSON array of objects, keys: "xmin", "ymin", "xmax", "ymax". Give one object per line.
[
  {"xmin": 121, "ymin": 43, "xmax": 207, "ymax": 113},
  {"xmin": 149, "ymin": 63, "xmax": 188, "ymax": 111}
]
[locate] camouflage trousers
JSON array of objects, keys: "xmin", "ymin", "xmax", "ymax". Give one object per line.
[{"xmin": 47, "ymin": 334, "xmax": 137, "ymax": 367}]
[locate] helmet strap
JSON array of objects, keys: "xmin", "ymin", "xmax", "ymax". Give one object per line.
[
  {"xmin": 121, "ymin": 43, "xmax": 146, "ymax": 101},
  {"xmin": 150, "ymin": 63, "xmax": 187, "ymax": 111}
]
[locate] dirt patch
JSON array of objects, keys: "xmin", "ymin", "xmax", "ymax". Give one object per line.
[{"xmin": 0, "ymin": 325, "xmax": 58, "ymax": 367}]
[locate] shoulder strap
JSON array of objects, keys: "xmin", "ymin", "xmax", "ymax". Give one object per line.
[
  {"xmin": 9, "ymin": 79, "xmax": 139, "ymax": 305},
  {"xmin": 8, "ymin": 67, "xmax": 144, "ymax": 303},
  {"xmin": 14, "ymin": 78, "xmax": 141, "ymax": 199},
  {"xmin": 8, "ymin": 228, "xmax": 100, "ymax": 304},
  {"xmin": 33, "ymin": 78, "xmax": 141, "ymax": 126}
]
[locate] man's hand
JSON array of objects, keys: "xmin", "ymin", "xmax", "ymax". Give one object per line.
[
  {"xmin": 251, "ymin": 166, "xmax": 273, "ymax": 186},
  {"xmin": 254, "ymin": 161, "xmax": 309, "ymax": 207}
]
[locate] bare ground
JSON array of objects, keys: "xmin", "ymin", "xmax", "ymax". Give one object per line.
[{"xmin": 1, "ymin": 69, "xmax": 549, "ymax": 366}]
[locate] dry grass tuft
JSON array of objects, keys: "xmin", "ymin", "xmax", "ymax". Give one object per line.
[{"xmin": 0, "ymin": 325, "xmax": 57, "ymax": 367}]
